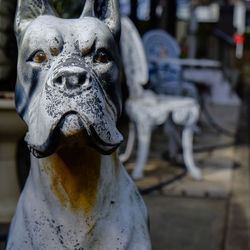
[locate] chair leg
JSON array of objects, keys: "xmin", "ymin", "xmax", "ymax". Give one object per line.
[
  {"xmin": 119, "ymin": 122, "xmax": 136, "ymax": 163},
  {"xmin": 132, "ymin": 123, "xmax": 152, "ymax": 180},
  {"xmin": 182, "ymin": 125, "xmax": 202, "ymax": 180}
]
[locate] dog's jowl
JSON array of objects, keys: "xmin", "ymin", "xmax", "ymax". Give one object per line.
[{"xmin": 7, "ymin": 0, "xmax": 151, "ymax": 249}]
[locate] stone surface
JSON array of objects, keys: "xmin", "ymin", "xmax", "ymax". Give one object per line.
[
  {"xmin": 143, "ymin": 195, "xmax": 227, "ymax": 250},
  {"xmin": 225, "ymin": 146, "xmax": 250, "ymax": 250},
  {"xmin": 126, "ymin": 148, "xmax": 235, "ymax": 198},
  {"xmin": 162, "ymin": 156, "xmax": 234, "ymax": 198}
]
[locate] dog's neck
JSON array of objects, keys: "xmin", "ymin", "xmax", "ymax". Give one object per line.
[{"xmin": 27, "ymin": 145, "xmax": 120, "ymax": 230}]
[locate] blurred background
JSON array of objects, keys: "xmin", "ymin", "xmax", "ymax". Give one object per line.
[{"xmin": 0, "ymin": 0, "xmax": 249, "ymax": 249}]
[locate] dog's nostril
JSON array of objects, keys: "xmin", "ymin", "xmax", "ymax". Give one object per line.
[
  {"xmin": 53, "ymin": 75, "xmax": 65, "ymax": 86},
  {"xmin": 53, "ymin": 71, "xmax": 90, "ymax": 90},
  {"xmin": 78, "ymin": 72, "xmax": 87, "ymax": 85}
]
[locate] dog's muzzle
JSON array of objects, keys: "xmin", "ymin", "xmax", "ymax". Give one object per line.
[
  {"xmin": 24, "ymin": 64, "xmax": 123, "ymax": 157},
  {"xmin": 52, "ymin": 66, "xmax": 92, "ymax": 95}
]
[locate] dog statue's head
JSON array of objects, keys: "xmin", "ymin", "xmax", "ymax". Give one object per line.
[{"xmin": 14, "ymin": 0, "xmax": 123, "ymax": 157}]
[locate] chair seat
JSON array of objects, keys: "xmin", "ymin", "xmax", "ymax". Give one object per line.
[{"xmin": 126, "ymin": 92, "xmax": 199, "ymax": 126}]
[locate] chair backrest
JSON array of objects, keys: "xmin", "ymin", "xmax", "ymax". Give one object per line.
[
  {"xmin": 142, "ymin": 29, "xmax": 181, "ymax": 87},
  {"xmin": 120, "ymin": 15, "xmax": 148, "ymax": 99},
  {"xmin": 142, "ymin": 29, "xmax": 180, "ymax": 59}
]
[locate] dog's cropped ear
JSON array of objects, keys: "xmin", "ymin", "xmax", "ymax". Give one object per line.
[
  {"xmin": 80, "ymin": 0, "xmax": 120, "ymax": 41},
  {"xmin": 15, "ymin": 0, "xmax": 55, "ymax": 43}
]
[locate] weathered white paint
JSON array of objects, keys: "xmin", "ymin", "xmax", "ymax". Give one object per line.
[{"xmin": 7, "ymin": 0, "xmax": 151, "ymax": 249}]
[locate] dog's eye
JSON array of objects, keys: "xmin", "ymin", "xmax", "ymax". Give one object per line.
[
  {"xmin": 32, "ymin": 51, "xmax": 47, "ymax": 63},
  {"xmin": 93, "ymin": 50, "xmax": 110, "ymax": 64}
]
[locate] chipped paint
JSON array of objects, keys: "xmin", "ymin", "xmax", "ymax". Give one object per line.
[{"xmin": 44, "ymin": 146, "xmax": 101, "ymax": 212}]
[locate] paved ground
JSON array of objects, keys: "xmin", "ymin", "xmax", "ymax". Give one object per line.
[
  {"xmin": 145, "ymin": 196, "xmax": 227, "ymax": 250},
  {"xmin": 121, "ymin": 102, "xmax": 250, "ymax": 250},
  {"xmin": 0, "ymin": 103, "xmax": 249, "ymax": 250},
  {"xmin": 140, "ymin": 143, "xmax": 249, "ymax": 250}
]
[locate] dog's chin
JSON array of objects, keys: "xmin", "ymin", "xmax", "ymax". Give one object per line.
[{"xmin": 28, "ymin": 113, "xmax": 122, "ymax": 158}]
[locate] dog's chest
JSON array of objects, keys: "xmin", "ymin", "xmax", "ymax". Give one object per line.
[
  {"xmin": 8, "ymin": 177, "xmax": 145, "ymax": 250},
  {"xmin": 14, "ymin": 210, "xmax": 134, "ymax": 250},
  {"xmin": 8, "ymin": 153, "xmax": 149, "ymax": 250}
]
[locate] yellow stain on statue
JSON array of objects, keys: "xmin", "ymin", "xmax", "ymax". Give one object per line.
[
  {"xmin": 44, "ymin": 146, "xmax": 101, "ymax": 212},
  {"xmin": 112, "ymin": 152, "xmax": 119, "ymax": 169}
]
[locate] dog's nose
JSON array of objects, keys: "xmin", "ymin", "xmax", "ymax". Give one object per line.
[{"xmin": 53, "ymin": 71, "xmax": 90, "ymax": 90}]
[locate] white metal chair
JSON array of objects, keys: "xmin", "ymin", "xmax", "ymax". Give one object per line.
[{"xmin": 119, "ymin": 16, "xmax": 202, "ymax": 180}]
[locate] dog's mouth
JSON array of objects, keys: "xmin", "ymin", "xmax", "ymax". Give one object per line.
[
  {"xmin": 59, "ymin": 112, "xmax": 123, "ymax": 154},
  {"xmin": 27, "ymin": 111, "xmax": 123, "ymax": 158}
]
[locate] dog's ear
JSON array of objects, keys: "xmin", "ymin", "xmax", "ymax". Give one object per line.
[
  {"xmin": 80, "ymin": 0, "xmax": 120, "ymax": 41},
  {"xmin": 15, "ymin": 0, "xmax": 55, "ymax": 43}
]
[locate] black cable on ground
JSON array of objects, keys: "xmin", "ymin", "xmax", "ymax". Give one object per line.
[
  {"xmin": 200, "ymin": 97, "xmax": 235, "ymax": 137},
  {"xmin": 139, "ymin": 170, "xmax": 187, "ymax": 195},
  {"xmin": 141, "ymin": 139, "xmax": 241, "ymax": 195}
]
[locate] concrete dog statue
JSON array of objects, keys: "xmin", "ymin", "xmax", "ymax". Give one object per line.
[{"xmin": 7, "ymin": 0, "xmax": 151, "ymax": 249}]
